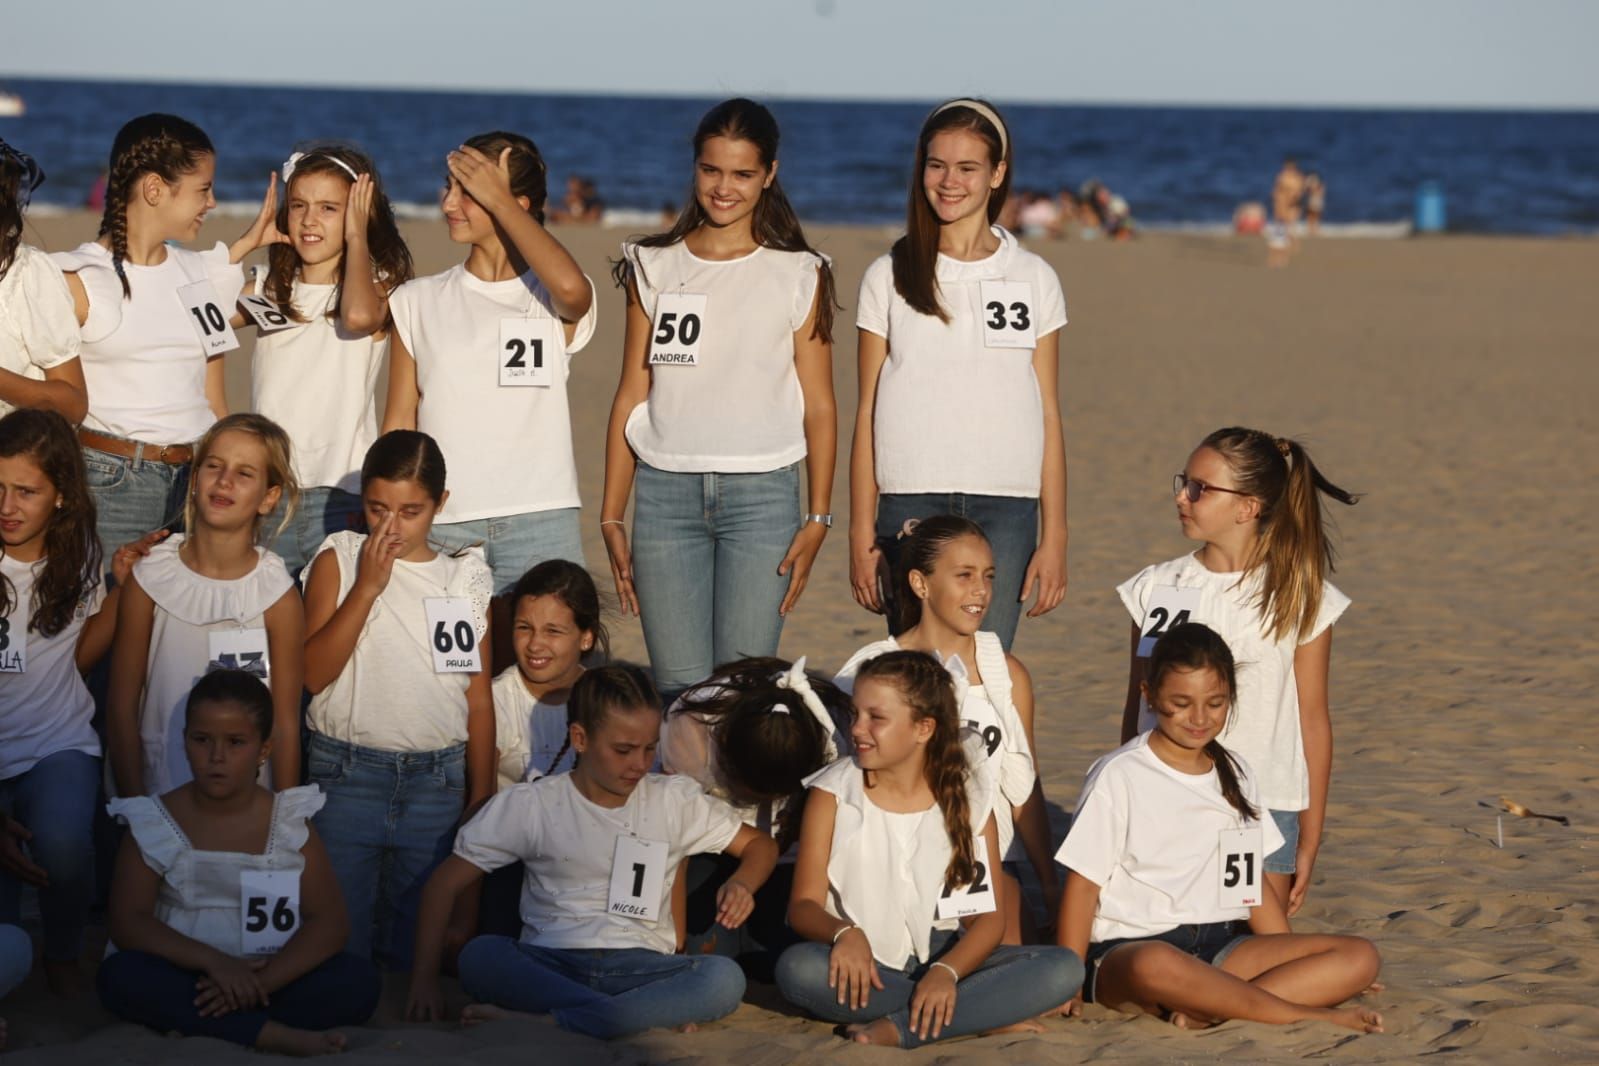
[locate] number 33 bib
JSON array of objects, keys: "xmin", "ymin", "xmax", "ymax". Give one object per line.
[{"xmin": 980, "ymin": 281, "xmax": 1036, "ymax": 348}]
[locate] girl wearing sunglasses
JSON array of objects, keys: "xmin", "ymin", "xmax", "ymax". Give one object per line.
[{"xmin": 1116, "ymin": 427, "xmax": 1358, "ymax": 921}]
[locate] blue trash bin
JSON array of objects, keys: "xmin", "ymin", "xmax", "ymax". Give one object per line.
[{"xmin": 1415, "ymin": 182, "xmax": 1446, "ymax": 234}]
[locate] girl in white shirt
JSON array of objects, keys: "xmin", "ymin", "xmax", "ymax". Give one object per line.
[
  {"xmin": 601, "ymin": 98, "xmax": 837, "ymax": 702},
  {"xmin": 384, "ymin": 132, "xmax": 595, "ymax": 594},
  {"xmin": 109, "ymin": 414, "xmax": 304, "ymax": 799},
  {"xmin": 850, "ymin": 99, "xmax": 1068, "ymax": 652},
  {"xmin": 0, "ymin": 138, "xmax": 86, "ymax": 422},
  {"xmin": 406, "ymin": 665, "xmax": 779, "ymax": 1039},
  {"xmin": 1118, "ymin": 427, "xmax": 1358, "ymax": 916},
  {"xmin": 54, "ymin": 114, "xmax": 284, "ymax": 564},
  {"xmin": 1057, "ymin": 622, "xmax": 1381, "ymax": 1032},
  {"xmin": 779, "ymin": 650, "xmax": 1080, "ymax": 1047},
  {"xmin": 834, "ymin": 516, "xmax": 1056, "ymax": 939},
  {"xmin": 301, "ymin": 429, "xmax": 494, "ymax": 966},
  {"xmin": 100, "ymin": 668, "xmax": 380, "ymax": 1056},
  {"xmin": 247, "ymin": 144, "xmax": 414, "ymax": 577}
]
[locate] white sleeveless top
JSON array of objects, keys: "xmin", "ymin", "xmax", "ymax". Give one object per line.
[
  {"xmin": 0, "ymin": 554, "xmax": 104, "ymax": 778},
  {"xmin": 249, "ymin": 275, "xmax": 387, "ymax": 493},
  {"xmin": 131, "ymin": 536, "xmax": 294, "ymax": 797},
  {"xmin": 620, "ymin": 241, "xmax": 822, "ymax": 473},
  {"xmin": 805, "ymin": 748, "xmax": 996, "ymax": 970},
  {"xmin": 834, "ymin": 632, "xmax": 1035, "ymax": 860},
  {"xmin": 108, "ymin": 786, "xmax": 324, "ymax": 957},
  {"xmin": 0, "ymin": 244, "xmax": 80, "ymax": 419},
  {"xmin": 492, "ymin": 665, "xmax": 576, "ymax": 789},
  {"xmin": 50, "ymin": 241, "xmax": 244, "ymax": 442},
  {"xmin": 305, "ymin": 532, "xmax": 491, "ymax": 752}
]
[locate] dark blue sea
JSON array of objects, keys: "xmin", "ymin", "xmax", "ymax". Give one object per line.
[{"xmin": 5, "ymin": 77, "xmax": 1597, "ymax": 235}]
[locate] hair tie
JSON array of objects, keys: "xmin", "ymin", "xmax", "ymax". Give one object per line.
[
  {"xmin": 281, "ymin": 150, "xmax": 361, "ymax": 185},
  {"xmin": 896, "ymin": 518, "xmax": 921, "ymax": 541},
  {"xmin": 1275, "ymin": 437, "xmax": 1292, "ymax": 458},
  {"xmin": 0, "ymin": 137, "xmax": 46, "ymax": 209},
  {"xmin": 204, "ymin": 657, "xmax": 267, "ymax": 680},
  {"xmin": 930, "ymin": 99, "xmax": 1009, "ymax": 159},
  {"xmin": 775, "ymin": 656, "xmax": 841, "ymax": 760}
]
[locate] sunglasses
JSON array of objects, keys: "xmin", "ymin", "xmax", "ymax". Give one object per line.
[{"xmin": 1173, "ymin": 474, "xmax": 1250, "ymax": 503}]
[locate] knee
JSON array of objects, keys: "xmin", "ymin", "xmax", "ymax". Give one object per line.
[
  {"xmin": 773, "ymin": 942, "xmax": 830, "ymax": 1003},
  {"xmin": 1345, "ymin": 937, "xmax": 1381, "ymax": 987},
  {"xmin": 690, "ymin": 955, "xmax": 746, "ymax": 1019},
  {"xmin": 456, "ymin": 934, "xmax": 516, "ymax": 995},
  {"xmin": 1041, "ymin": 946, "xmax": 1086, "ymax": 1004},
  {"xmin": 326, "ymin": 952, "xmax": 383, "ymax": 1021},
  {"xmin": 1123, "ymin": 943, "xmax": 1186, "ymax": 990}
]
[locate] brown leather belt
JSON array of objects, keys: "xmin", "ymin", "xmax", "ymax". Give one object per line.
[{"xmin": 78, "ymin": 429, "xmax": 195, "ymax": 465}]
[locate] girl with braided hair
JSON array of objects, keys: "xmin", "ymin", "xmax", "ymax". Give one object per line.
[
  {"xmin": 777, "ymin": 650, "xmax": 1080, "ymax": 1046},
  {"xmin": 52, "ymin": 114, "xmax": 286, "ymax": 567},
  {"xmin": 1117, "ymin": 427, "xmax": 1359, "ymax": 918}
]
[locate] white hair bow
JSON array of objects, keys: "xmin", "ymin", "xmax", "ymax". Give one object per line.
[{"xmin": 773, "ymin": 656, "xmax": 841, "ymax": 760}]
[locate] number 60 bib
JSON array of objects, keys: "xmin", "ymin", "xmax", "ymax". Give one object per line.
[{"xmin": 424, "ymin": 598, "xmax": 482, "ymax": 673}]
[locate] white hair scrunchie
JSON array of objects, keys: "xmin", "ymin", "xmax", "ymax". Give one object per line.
[{"xmin": 774, "ymin": 656, "xmax": 842, "ymax": 761}]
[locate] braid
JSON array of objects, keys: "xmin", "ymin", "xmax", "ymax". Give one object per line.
[
  {"xmin": 98, "ymin": 164, "xmax": 133, "ymax": 298},
  {"xmin": 96, "ymin": 115, "xmax": 216, "ymax": 300},
  {"xmin": 547, "ymin": 733, "xmax": 574, "ymax": 775}
]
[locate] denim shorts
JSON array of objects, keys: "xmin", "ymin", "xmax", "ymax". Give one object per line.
[
  {"xmin": 1266, "ymin": 808, "xmax": 1300, "ymax": 875},
  {"xmin": 1083, "ymin": 920, "xmax": 1249, "ymax": 1004}
]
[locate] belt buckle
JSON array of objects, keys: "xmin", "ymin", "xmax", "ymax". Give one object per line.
[{"xmin": 156, "ymin": 444, "xmax": 183, "ymax": 464}]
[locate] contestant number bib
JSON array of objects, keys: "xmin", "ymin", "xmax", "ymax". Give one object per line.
[
  {"xmin": 499, "ymin": 318, "xmax": 557, "ymax": 387},
  {"xmin": 424, "ymin": 598, "xmax": 481, "ymax": 673},
  {"xmin": 208, "ymin": 628, "xmax": 270, "ymax": 679},
  {"xmin": 0, "ymin": 614, "xmax": 24, "ymax": 673},
  {"xmin": 240, "ymin": 869, "xmax": 300, "ymax": 955},
  {"xmin": 1138, "ymin": 586, "xmax": 1202, "ymax": 657},
  {"xmin": 238, "ymin": 294, "xmax": 293, "ymax": 334},
  {"xmin": 607, "ymin": 836, "xmax": 668, "ymax": 922},
  {"xmin": 648, "ymin": 293, "xmax": 706, "ymax": 366},
  {"xmin": 178, "ymin": 279, "xmax": 241, "ymax": 356},
  {"xmin": 962, "ymin": 718, "xmax": 1003, "ymax": 759},
  {"xmin": 1218, "ymin": 828, "xmax": 1264, "ymax": 908},
  {"xmin": 979, "ymin": 281, "xmax": 1036, "ymax": 348},
  {"xmin": 936, "ymin": 836, "xmax": 997, "ymax": 920}
]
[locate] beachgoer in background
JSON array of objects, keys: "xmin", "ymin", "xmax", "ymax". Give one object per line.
[
  {"xmin": 1304, "ymin": 173, "xmax": 1325, "ymax": 236},
  {"xmin": 1268, "ymin": 157, "xmax": 1304, "ymax": 267},
  {"xmin": 551, "ymin": 174, "xmax": 603, "ymax": 224},
  {"xmin": 851, "ymin": 98, "xmax": 1068, "ymax": 652},
  {"xmin": 1117, "ymin": 427, "xmax": 1358, "ymax": 917},
  {"xmin": 1057, "ymin": 622, "xmax": 1382, "ymax": 1032},
  {"xmin": 1016, "ymin": 189, "xmax": 1062, "ymax": 240},
  {"xmin": 1234, "ymin": 201, "xmax": 1267, "ymax": 236}
]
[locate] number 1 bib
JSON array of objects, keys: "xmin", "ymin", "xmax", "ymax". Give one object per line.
[
  {"xmin": 499, "ymin": 318, "xmax": 557, "ymax": 387},
  {"xmin": 177, "ymin": 279, "xmax": 241, "ymax": 356},
  {"xmin": 424, "ymin": 598, "xmax": 482, "ymax": 673},
  {"xmin": 979, "ymin": 281, "xmax": 1036, "ymax": 349},
  {"xmin": 649, "ymin": 293, "xmax": 706, "ymax": 366},
  {"xmin": 607, "ymin": 836, "xmax": 668, "ymax": 922},
  {"xmin": 240, "ymin": 869, "xmax": 301, "ymax": 955}
]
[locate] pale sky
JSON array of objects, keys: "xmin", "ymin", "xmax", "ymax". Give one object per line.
[{"xmin": 7, "ymin": 0, "xmax": 1598, "ymax": 109}]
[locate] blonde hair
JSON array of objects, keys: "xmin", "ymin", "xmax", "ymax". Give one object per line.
[{"xmin": 185, "ymin": 414, "xmax": 300, "ymax": 545}]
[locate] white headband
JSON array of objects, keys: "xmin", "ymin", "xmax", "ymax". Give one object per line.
[
  {"xmin": 930, "ymin": 99, "xmax": 1009, "ymax": 159},
  {"xmin": 281, "ymin": 151, "xmax": 361, "ymax": 185},
  {"xmin": 773, "ymin": 656, "xmax": 842, "ymax": 761}
]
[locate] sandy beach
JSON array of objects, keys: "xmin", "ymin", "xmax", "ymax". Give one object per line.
[{"xmin": 5, "ymin": 210, "xmax": 1596, "ymax": 1063}]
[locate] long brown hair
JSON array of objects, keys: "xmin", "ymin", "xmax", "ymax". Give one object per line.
[
  {"xmin": 611, "ymin": 98, "xmax": 836, "ymax": 343},
  {"xmin": 0, "ymin": 137, "xmax": 45, "ymax": 282},
  {"xmin": 889, "ymin": 99, "xmax": 1013, "ymax": 322},
  {"xmin": 891, "ymin": 514, "xmax": 992, "ymax": 634},
  {"xmin": 264, "ymin": 144, "xmax": 413, "ymax": 323},
  {"xmin": 0, "ymin": 409, "xmax": 101, "ymax": 637},
  {"xmin": 1146, "ymin": 622, "xmax": 1257, "ymax": 821},
  {"xmin": 1200, "ymin": 427, "xmax": 1359, "ymax": 642},
  {"xmin": 855, "ymin": 650, "xmax": 977, "ymax": 893},
  {"xmin": 97, "ymin": 114, "xmax": 215, "ymax": 298},
  {"xmin": 549, "ymin": 663, "xmax": 660, "ymax": 772},
  {"xmin": 184, "ymin": 414, "xmax": 300, "ymax": 546}
]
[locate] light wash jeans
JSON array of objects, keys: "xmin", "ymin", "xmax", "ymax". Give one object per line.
[
  {"xmin": 875, "ymin": 492, "xmax": 1040, "ymax": 651},
  {"xmin": 264, "ymin": 485, "xmax": 365, "ymax": 580},
  {"xmin": 81, "ymin": 445, "xmax": 191, "ymax": 575},
  {"xmin": 0, "ymin": 923, "xmax": 29, "ymax": 999},
  {"xmin": 0, "ymin": 750, "xmax": 100, "ymax": 963},
  {"xmin": 306, "ymin": 735, "xmax": 464, "ymax": 968},
  {"xmin": 432, "ymin": 507, "xmax": 584, "ymax": 596},
  {"xmin": 630, "ymin": 461, "xmax": 801, "ymax": 701},
  {"xmin": 775, "ymin": 932, "xmax": 1082, "ymax": 1049},
  {"xmin": 457, "ymin": 935, "xmax": 746, "ymax": 1040}
]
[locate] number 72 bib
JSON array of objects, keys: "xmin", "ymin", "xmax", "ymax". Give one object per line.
[{"xmin": 936, "ymin": 836, "xmax": 997, "ymax": 920}]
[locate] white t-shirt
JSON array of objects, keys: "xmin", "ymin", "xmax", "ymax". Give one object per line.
[
  {"xmin": 1056, "ymin": 733, "xmax": 1284, "ymax": 944},
  {"xmin": 453, "ymin": 773, "xmax": 743, "ymax": 954},
  {"xmin": 834, "ymin": 632, "xmax": 1035, "ymax": 860},
  {"xmin": 1117, "ymin": 552, "xmax": 1350, "ymax": 811},
  {"xmin": 856, "ymin": 226, "xmax": 1067, "ymax": 498},
  {"xmin": 0, "ymin": 244, "xmax": 81, "ymax": 419},
  {"xmin": 305, "ymin": 532, "xmax": 492, "ymax": 752},
  {"xmin": 250, "ymin": 276, "xmax": 387, "ymax": 493},
  {"xmin": 51, "ymin": 241, "xmax": 244, "ymax": 442},
  {"xmin": 0, "ymin": 554, "xmax": 104, "ymax": 779},
  {"xmin": 491, "ymin": 665, "xmax": 576, "ymax": 790},
  {"xmin": 621, "ymin": 241, "xmax": 822, "ymax": 473},
  {"xmin": 388, "ymin": 264, "xmax": 597, "ymax": 523}
]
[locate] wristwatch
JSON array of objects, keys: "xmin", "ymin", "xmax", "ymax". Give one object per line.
[{"xmin": 804, "ymin": 513, "xmax": 833, "ymax": 528}]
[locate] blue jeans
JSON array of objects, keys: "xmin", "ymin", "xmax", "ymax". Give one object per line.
[
  {"xmin": 0, "ymin": 750, "xmax": 100, "ymax": 963},
  {"xmin": 432, "ymin": 507, "xmax": 584, "ymax": 596},
  {"xmin": 97, "ymin": 949, "xmax": 380, "ymax": 1046},
  {"xmin": 458, "ymin": 935, "xmax": 746, "ymax": 1040},
  {"xmin": 630, "ymin": 461, "xmax": 801, "ymax": 701},
  {"xmin": 265, "ymin": 486, "xmax": 365, "ymax": 580},
  {"xmin": 875, "ymin": 493, "xmax": 1039, "ymax": 651},
  {"xmin": 0, "ymin": 924, "xmax": 28, "ymax": 999},
  {"xmin": 81, "ymin": 445, "xmax": 191, "ymax": 575},
  {"xmin": 1083, "ymin": 921, "xmax": 1248, "ymax": 1004},
  {"xmin": 680, "ymin": 855, "xmax": 799, "ymax": 983},
  {"xmin": 306, "ymin": 734, "xmax": 465, "ymax": 968},
  {"xmin": 775, "ymin": 933, "xmax": 1081, "ymax": 1049},
  {"xmin": 1266, "ymin": 807, "xmax": 1301, "ymax": 875}
]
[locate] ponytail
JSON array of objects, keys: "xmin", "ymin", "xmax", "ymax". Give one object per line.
[
  {"xmin": 553, "ymin": 664, "xmax": 659, "ymax": 773},
  {"xmin": 1203, "ymin": 739, "xmax": 1260, "ymax": 822},
  {"xmin": 1200, "ymin": 427, "xmax": 1359, "ymax": 642}
]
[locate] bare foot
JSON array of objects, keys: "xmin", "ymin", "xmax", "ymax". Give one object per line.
[
  {"xmin": 674, "ymin": 1022, "xmax": 699, "ymax": 1033},
  {"xmin": 255, "ymin": 1021, "xmax": 348, "ymax": 1056},
  {"xmin": 845, "ymin": 1019, "xmax": 901, "ymax": 1046},
  {"xmin": 1166, "ymin": 1008, "xmax": 1218, "ymax": 1030},
  {"xmin": 1359, "ymin": 981, "xmax": 1386, "ymax": 997},
  {"xmin": 983, "ymin": 1017, "xmax": 1046, "ymax": 1036},
  {"xmin": 45, "ymin": 958, "xmax": 86, "ymax": 998},
  {"xmin": 460, "ymin": 1003, "xmax": 540, "ymax": 1027},
  {"xmin": 1323, "ymin": 1005, "xmax": 1384, "ymax": 1033}
]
